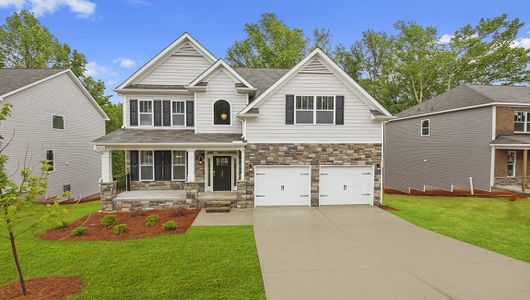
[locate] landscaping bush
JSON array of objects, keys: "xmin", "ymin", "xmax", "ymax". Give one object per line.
[
  {"xmin": 54, "ymin": 220, "xmax": 69, "ymax": 229},
  {"xmin": 113, "ymin": 224, "xmax": 128, "ymax": 235},
  {"xmin": 172, "ymin": 207, "xmax": 188, "ymax": 217},
  {"xmin": 162, "ymin": 221, "xmax": 177, "ymax": 231},
  {"xmin": 101, "ymin": 215, "xmax": 118, "ymax": 228},
  {"xmin": 71, "ymin": 226, "xmax": 87, "ymax": 236},
  {"xmin": 146, "ymin": 215, "xmax": 159, "ymax": 227}
]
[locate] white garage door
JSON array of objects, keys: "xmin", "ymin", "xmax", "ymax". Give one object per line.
[
  {"xmin": 319, "ymin": 166, "xmax": 374, "ymax": 205},
  {"xmin": 254, "ymin": 166, "xmax": 311, "ymax": 206}
]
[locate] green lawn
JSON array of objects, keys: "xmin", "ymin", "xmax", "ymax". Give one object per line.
[
  {"xmin": 385, "ymin": 194, "xmax": 530, "ymax": 263},
  {"xmin": 0, "ymin": 202, "xmax": 265, "ymax": 299}
]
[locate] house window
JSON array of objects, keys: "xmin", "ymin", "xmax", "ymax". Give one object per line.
[
  {"xmin": 213, "ymin": 100, "xmax": 230, "ymax": 125},
  {"xmin": 421, "ymin": 119, "xmax": 430, "ymax": 136},
  {"xmin": 172, "ymin": 151, "xmax": 186, "ymax": 180},
  {"xmin": 514, "ymin": 112, "xmax": 529, "ymax": 132},
  {"xmin": 507, "ymin": 151, "xmax": 516, "ymax": 177},
  {"xmin": 295, "ymin": 96, "xmax": 314, "ymax": 124},
  {"xmin": 316, "ymin": 96, "xmax": 334, "ymax": 124},
  {"xmin": 171, "ymin": 101, "xmax": 185, "ymax": 126},
  {"xmin": 45, "ymin": 149, "xmax": 55, "ymax": 172},
  {"xmin": 52, "ymin": 115, "xmax": 64, "ymax": 129},
  {"xmin": 295, "ymin": 95, "xmax": 335, "ymax": 124},
  {"xmin": 139, "ymin": 100, "xmax": 153, "ymax": 126},
  {"xmin": 139, "ymin": 150, "xmax": 154, "ymax": 181}
]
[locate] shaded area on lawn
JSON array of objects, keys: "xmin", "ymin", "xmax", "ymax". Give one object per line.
[
  {"xmin": 40, "ymin": 208, "xmax": 200, "ymax": 241},
  {"xmin": 0, "ymin": 202, "xmax": 265, "ymax": 299},
  {"xmin": 385, "ymin": 194, "xmax": 530, "ymax": 263}
]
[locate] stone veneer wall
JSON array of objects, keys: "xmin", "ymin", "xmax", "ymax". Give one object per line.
[
  {"xmin": 241, "ymin": 143, "xmax": 382, "ymax": 207},
  {"xmin": 494, "ymin": 177, "xmax": 530, "ymax": 186}
]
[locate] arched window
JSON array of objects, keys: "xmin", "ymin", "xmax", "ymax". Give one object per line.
[{"xmin": 213, "ymin": 100, "xmax": 231, "ymax": 125}]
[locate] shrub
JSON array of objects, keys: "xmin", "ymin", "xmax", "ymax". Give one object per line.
[
  {"xmin": 172, "ymin": 207, "xmax": 188, "ymax": 217},
  {"xmin": 113, "ymin": 224, "xmax": 128, "ymax": 235},
  {"xmin": 146, "ymin": 215, "xmax": 159, "ymax": 227},
  {"xmin": 101, "ymin": 214, "xmax": 118, "ymax": 228},
  {"xmin": 71, "ymin": 226, "xmax": 87, "ymax": 236},
  {"xmin": 54, "ymin": 220, "xmax": 69, "ymax": 229},
  {"xmin": 162, "ymin": 221, "xmax": 177, "ymax": 231}
]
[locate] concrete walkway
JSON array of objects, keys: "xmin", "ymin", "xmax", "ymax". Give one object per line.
[
  {"xmin": 253, "ymin": 206, "xmax": 530, "ymax": 300},
  {"xmin": 192, "ymin": 208, "xmax": 253, "ymax": 226}
]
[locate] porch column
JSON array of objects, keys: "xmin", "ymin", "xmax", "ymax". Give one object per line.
[
  {"xmin": 523, "ymin": 149, "xmax": 528, "ymax": 192},
  {"xmin": 240, "ymin": 148, "xmax": 245, "ymax": 181},
  {"xmin": 187, "ymin": 149, "xmax": 196, "ymax": 182},
  {"xmin": 101, "ymin": 150, "xmax": 113, "ymax": 182}
]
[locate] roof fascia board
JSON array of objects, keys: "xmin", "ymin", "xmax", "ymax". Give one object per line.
[
  {"xmin": 116, "ymin": 33, "xmax": 217, "ymax": 90},
  {"xmin": 65, "ymin": 70, "xmax": 109, "ymax": 120}
]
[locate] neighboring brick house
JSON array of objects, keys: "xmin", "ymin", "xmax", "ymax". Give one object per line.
[
  {"xmin": 385, "ymin": 84, "xmax": 530, "ymax": 193},
  {"xmin": 0, "ymin": 69, "xmax": 108, "ymax": 200},
  {"xmin": 93, "ymin": 33, "xmax": 392, "ymax": 211}
]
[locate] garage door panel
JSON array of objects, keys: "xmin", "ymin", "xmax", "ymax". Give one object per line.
[
  {"xmin": 255, "ymin": 166, "xmax": 311, "ymax": 207},
  {"xmin": 319, "ymin": 166, "xmax": 374, "ymax": 205}
]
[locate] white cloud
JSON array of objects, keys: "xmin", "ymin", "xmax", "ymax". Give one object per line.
[
  {"xmin": 124, "ymin": 0, "xmax": 149, "ymax": 5},
  {"xmin": 511, "ymin": 38, "xmax": 530, "ymax": 50},
  {"xmin": 85, "ymin": 61, "xmax": 116, "ymax": 77},
  {"xmin": 113, "ymin": 57, "xmax": 136, "ymax": 69},
  {"xmin": 0, "ymin": 0, "xmax": 96, "ymax": 17},
  {"xmin": 438, "ymin": 34, "xmax": 453, "ymax": 44}
]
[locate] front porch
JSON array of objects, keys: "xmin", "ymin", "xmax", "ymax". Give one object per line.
[
  {"xmin": 93, "ymin": 129, "xmax": 250, "ymax": 211},
  {"xmin": 491, "ymin": 135, "xmax": 530, "ymax": 193}
]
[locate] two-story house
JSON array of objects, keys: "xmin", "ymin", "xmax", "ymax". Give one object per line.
[
  {"xmin": 0, "ymin": 69, "xmax": 108, "ymax": 200},
  {"xmin": 385, "ymin": 84, "xmax": 530, "ymax": 194},
  {"xmin": 93, "ymin": 33, "xmax": 392, "ymax": 211}
]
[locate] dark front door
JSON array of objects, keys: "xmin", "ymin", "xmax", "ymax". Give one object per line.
[
  {"xmin": 213, "ymin": 156, "xmax": 231, "ymax": 191},
  {"xmin": 154, "ymin": 151, "xmax": 172, "ymax": 181}
]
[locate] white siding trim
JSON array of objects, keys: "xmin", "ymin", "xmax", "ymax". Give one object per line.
[{"xmin": 188, "ymin": 60, "xmax": 255, "ymax": 90}]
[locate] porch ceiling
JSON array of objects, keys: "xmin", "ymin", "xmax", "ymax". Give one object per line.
[{"xmin": 93, "ymin": 129, "xmax": 244, "ymax": 147}]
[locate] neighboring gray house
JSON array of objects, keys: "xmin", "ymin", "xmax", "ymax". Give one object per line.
[
  {"xmin": 385, "ymin": 84, "xmax": 530, "ymax": 193},
  {"xmin": 0, "ymin": 69, "xmax": 109, "ymax": 200},
  {"xmin": 93, "ymin": 33, "xmax": 393, "ymax": 211}
]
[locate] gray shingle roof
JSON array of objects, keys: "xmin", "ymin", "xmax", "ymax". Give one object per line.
[
  {"xmin": 93, "ymin": 129, "xmax": 244, "ymax": 144},
  {"xmin": 234, "ymin": 67, "xmax": 289, "ymax": 99},
  {"xmin": 490, "ymin": 135, "xmax": 530, "ymax": 145},
  {"xmin": 0, "ymin": 68, "xmax": 65, "ymax": 96},
  {"xmin": 397, "ymin": 85, "xmax": 530, "ymax": 118}
]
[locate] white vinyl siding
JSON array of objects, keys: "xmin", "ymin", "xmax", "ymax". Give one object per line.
[
  {"xmin": 136, "ymin": 55, "xmax": 212, "ymax": 86},
  {"xmin": 195, "ymin": 69, "xmax": 246, "ymax": 133},
  {"xmin": 0, "ymin": 73, "xmax": 105, "ymax": 199},
  {"xmin": 245, "ymin": 72, "xmax": 382, "ymax": 143}
]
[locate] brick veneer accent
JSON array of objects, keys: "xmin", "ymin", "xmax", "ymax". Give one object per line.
[{"xmin": 242, "ymin": 143, "xmax": 382, "ymax": 207}]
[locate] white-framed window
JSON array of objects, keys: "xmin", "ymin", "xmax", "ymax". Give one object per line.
[
  {"xmin": 52, "ymin": 115, "xmax": 64, "ymax": 129},
  {"xmin": 514, "ymin": 111, "xmax": 529, "ymax": 132},
  {"xmin": 172, "ymin": 150, "xmax": 186, "ymax": 180},
  {"xmin": 139, "ymin": 100, "xmax": 153, "ymax": 126},
  {"xmin": 213, "ymin": 100, "xmax": 231, "ymax": 125},
  {"xmin": 295, "ymin": 95, "xmax": 335, "ymax": 124},
  {"xmin": 172, "ymin": 101, "xmax": 186, "ymax": 126},
  {"xmin": 507, "ymin": 151, "xmax": 516, "ymax": 177},
  {"xmin": 421, "ymin": 119, "xmax": 430, "ymax": 136},
  {"xmin": 45, "ymin": 149, "xmax": 55, "ymax": 172},
  {"xmin": 139, "ymin": 150, "xmax": 154, "ymax": 181}
]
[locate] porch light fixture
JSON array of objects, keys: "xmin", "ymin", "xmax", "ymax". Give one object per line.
[
  {"xmin": 198, "ymin": 153, "xmax": 204, "ymax": 164},
  {"xmin": 220, "ymin": 111, "xmax": 228, "ymax": 121}
]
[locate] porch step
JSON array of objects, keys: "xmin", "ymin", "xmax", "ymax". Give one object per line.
[
  {"xmin": 206, "ymin": 200, "xmax": 232, "ymax": 207},
  {"xmin": 205, "ymin": 206, "xmax": 231, "ymax": 213},
  {"xmin": 197, "ymin": 192, "xmax": 237, "ymax": 201}
]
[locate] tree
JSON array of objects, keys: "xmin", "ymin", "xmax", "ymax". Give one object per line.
[
  {"xmin": 335, "ymin": 14, "xmax": 530, "ymax": 113},
  {"xmin": 0, "ymin": 103, "xmax": 67, "ymax": 296}
]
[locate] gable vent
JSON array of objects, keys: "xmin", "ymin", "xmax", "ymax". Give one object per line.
[
  {"xmin": 300, "ymin": 58, "xmax": 331, "ymax": 74},
  {"xmin": 172, "ymin": 41, "xmax": 202, "ymax": 57}
]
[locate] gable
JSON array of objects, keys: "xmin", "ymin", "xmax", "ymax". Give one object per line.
[
  {"xmin": 117, "ymin": 33, "xmax": 216, "ymax": 90},
  {"xmin": 299, "ymin": 57, "xmax": 331, "ymax": 74}
]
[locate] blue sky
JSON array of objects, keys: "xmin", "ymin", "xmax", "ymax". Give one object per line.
[{"xmin": 1, "ymin": 0, "xmax": 530, "ymax": 103}]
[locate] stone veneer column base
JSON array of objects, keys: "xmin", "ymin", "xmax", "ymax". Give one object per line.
[{"xmin": 100, "ymin": 181, "xmax": 117, "ymax": 212}]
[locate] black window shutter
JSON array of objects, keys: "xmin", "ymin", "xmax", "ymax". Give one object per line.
[
  {"xmin": 163, "ymin": 101, "xmax": 171, "ymax": 126},
  {"xmin": 336, "ymin": 96, "xmax": 344, "ymax": 125},
  {"xmin": 130, "ymin": 151, "xmax": 139, "ymax": 181},
  {"xmin": 285, "ymin": 95, "xmax": 294, "ymax": 124},
  {"xmin": 186, "ymin": 101, "xmax": 194, "ymax": 127},
  {"xmin": 130, "ymin": 100, "xmax": 138, "ymax": 126},
  {"xmin": 163, "ymin": 151, "xmax": 172, "ymax": 180},
  {"xmin": 154, "ymin": 100, "xmax": 162, "ymax": 126}
]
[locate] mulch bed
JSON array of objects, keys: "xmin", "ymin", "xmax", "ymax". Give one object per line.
[
  {"xmin": 0, "ymin": 276, "xmax": 83, "ymax": 300},
  {"xmin": 377, "ymin": 204, "xmax": 397, "ymax": 211},
  {"xmin": 384, "ymin": 187, "xmax": 527, "ymax": 199},
  {"xmin": 40, "ymin": 208, "xmax": 200, "ymax": 241}
]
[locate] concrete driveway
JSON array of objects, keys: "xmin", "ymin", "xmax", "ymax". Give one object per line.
[{"xmin": 253, "ymin": 206, "xmax": 530, "ymax": 300}]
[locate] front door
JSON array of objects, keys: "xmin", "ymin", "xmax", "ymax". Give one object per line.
[
  {"xmin": 154, "ymin": 151, "xmax": 172, "ymax": 181},
  {"xmin": 213, "ymin": 156, "xmax": 231, "ymax": 191}
]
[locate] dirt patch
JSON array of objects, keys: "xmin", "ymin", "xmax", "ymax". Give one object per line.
[
  {"xmin": 0, "ymin": 276, "xmax": 83, "ymax": 300},
  {"xmin": 384, "ymin": 187, "xmax": 527, "ymax": 199},
  {"xmin": 40, "ymin": 208, "xmax": 200, "ymax": 241}
]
